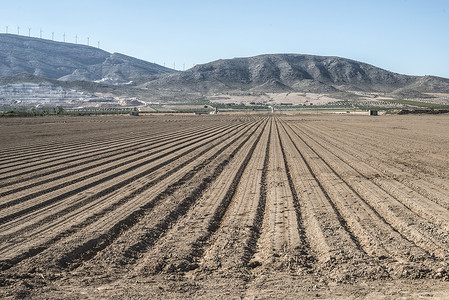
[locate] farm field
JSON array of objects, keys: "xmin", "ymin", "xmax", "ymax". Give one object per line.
[{"xmin": 1, "ymin": 113, "xmax": 449, "ymax": 299}]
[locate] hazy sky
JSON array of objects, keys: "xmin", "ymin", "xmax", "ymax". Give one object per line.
[{"xmin": 1, "ymin": 0, "xmax": 448, "ymax": 77}]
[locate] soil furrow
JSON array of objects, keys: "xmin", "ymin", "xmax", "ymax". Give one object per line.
[
  {"xmin": 198, "ymin": 118, "xmax": 271, "ymax": 271},
  {"xmin": 299, "ymin": 120, "xmax": 449, "ymax": 192},
  {"xmin": 0, "ymin": 123, "xmax": 237, "ymax": 221},
  {"xmin": 1, "ymin": 114, "xmax": 449, "ymax": 298},
  {"xmin": 287, "ymin": 121, "xmax": 449, "ymax": 260},
  {"xmin": 0, "ymin": 118, "xmax": 209, "ymax": 164},
  {"xmin": 282, "ymin": 121, "xmax": 367, "ymax": 255},
  {"xmin": 296, "ymin": 122, "xmax": 449, "ymax": 233},
  {"xmin": 132, "ymin": 119, "xmax": 268, "ymax": 275},
  {"xmin": 0, "ymin": 121, "xmax": 250, "ymax": 235},
  {"xmin": 277, "ymin": 119, "xmax": 370, "ymax": 266},
  {"xmin": 55, "ymin": 120, "xmax": 266, "ymax": 271},
  {"xmin": 0, "ymin": 124, "xmax": 186, "ymax": 168},
  {"xmin": 73, "ymin": 119, "xmax": 268, "ymax": 277},
  {"xmin": 0, "ymin": 123, "xmax": 227, "ymax": 185},
  {"xmin": 280, "ymin": 121, "xmax": 433, "ymax": 271},
  {"xmin": 249, "ymin": 119, "xmax": 306, "ymax": 270},
  {"xmin": 0, "ymin": 122, "xmax": 246, "ymax": 198},
  {"xmin": 274, "ymin": 118, "xmax": 314, "ymax": 267},
  {"xmin": 0, "ymin": 119, "xmax": 265, "ymax": 272},
  {"xmin": 298, "ymin": 121, "xmax": 449, "ymax": 209}
]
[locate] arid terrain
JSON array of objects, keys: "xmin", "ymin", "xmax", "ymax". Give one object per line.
[{"xmin": 1, "ymin": 113, "xmax": 449, "ymax": 299}]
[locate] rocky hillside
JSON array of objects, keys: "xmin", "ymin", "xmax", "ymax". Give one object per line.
[
  {"xmin": 2, "ymin": 34, "xmax": 448, "ymax": 101},
  {"xmin": 143, "ymin": 54, "xmax": 449, "ymax": 96},
  {"xmin": 0, "ymin": 34, "xmax": 174, "ymax": 85}
]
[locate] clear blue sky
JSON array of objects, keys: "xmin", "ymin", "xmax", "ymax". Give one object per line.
[{"xmin": 1, "ymin": 0, "xmax": 448, "ymax": 77}]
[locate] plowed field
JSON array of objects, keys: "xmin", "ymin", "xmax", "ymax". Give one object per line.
[{"xmin": 1, "ymin": 114, "xmax": 449, "ymax": 299}]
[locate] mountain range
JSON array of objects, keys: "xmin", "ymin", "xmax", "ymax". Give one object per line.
[
  {"xmin": 1, "ymin": 33, "xmax": 449, "ymax": 102},
  {"xmin": 143, "ymin": 54, "xmax": 449, "ymax": 98},
  {"xmin": 0, "ymin": 34, "xmax": 174, "ymax": 85}
]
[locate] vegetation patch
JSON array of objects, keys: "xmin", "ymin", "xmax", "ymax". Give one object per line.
[{"xmin": 383, "ymin": 99, "xmax": 449, "ymax": 109}]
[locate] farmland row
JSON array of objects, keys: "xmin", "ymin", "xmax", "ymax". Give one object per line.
[
  {"xmin": 297, "ymin": 118, "xmax": 449, "ymax": 180},
  {"xmin": 1, "ymin": 114, "xmax": 448, "ymax": 284},
  {"xmin": 0, "ymin": 120, "xmax": 227, "ymax": 182},
  {"xmin": 295, "ymin": 121, "xmax": 449, "ymax": 230},
  {"xmin": 296, "ymin": 120, "xmax": 449, "ymax": 205},
  {"xmin": 279, "ymin": 117, "xmax": 449, "ymax": 278},
  {"xmin": 0, "ymin": 120, "xmax": 246, "ymax": 210},
  {"xmin": 0, "ymin": 117, "xmax": 198, "ymax": 160},
  {"xmin": 0, "ymin": 116, "xmax": 266, "ymax": 271}
]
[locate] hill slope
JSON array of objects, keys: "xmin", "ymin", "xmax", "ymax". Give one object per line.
[
  {"xmin": 2, "ymin": 35, "xmax": 449, "ymax": 102},
  {"xmin": 143, "ymin": 54, "xmax": 449, "ymax": 96},
  {"xmin": 0, "ymin": 34, "xmax": 174, "ymax": 84}
]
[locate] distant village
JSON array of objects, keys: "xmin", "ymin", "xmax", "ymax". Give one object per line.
[{"xmin": 0, "ymin": 82, "xmax": 143, "ymax": 110}]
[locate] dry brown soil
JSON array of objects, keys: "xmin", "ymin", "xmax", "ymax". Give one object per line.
[{"xmin": 1, "ymin": 113, "xmax": 449, "ymax": 299}]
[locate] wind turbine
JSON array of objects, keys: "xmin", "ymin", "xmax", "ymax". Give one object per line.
[
  {"xmin": 5, "ymin": 25, "xmax": 8, "ymax": 34},
  {"xmin": 28, "ymin": 28, "xmax": 31, "ymax": 37}
]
